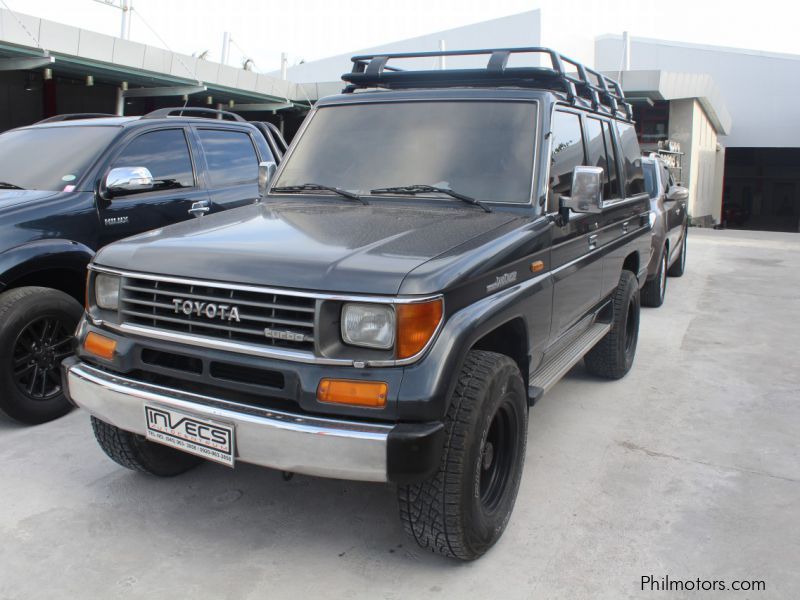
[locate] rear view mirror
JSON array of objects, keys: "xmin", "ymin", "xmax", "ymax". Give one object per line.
[
  {"xmin": 666, "ymin": 185, "xmax": 689, "ymax": 202},
  {"xmin": 258, "ymin": 161, "xmax": 278, "ymax": 197},
  {"xmin": 104, "ymin": 166, "xmax": 154, "ymax": 197},
  {"xmin": 561, "ymin": 166, "xmax": 603, "ymax": 215}
]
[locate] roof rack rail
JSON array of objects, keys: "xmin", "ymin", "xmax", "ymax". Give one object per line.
[
  {"xmin": 342, "ymin": 47, "xmax": 633, "ymax": 120},
  {"xmin": 142, "ymin": 107, "xmax": 245, "ymax": 122},
  {"xmin": 251, "ymin": 121, "xmax": 289, "ymax": 160},
  {"xmin": 35, "ymin": 113, "xmax": 117, "ymax": 124}
]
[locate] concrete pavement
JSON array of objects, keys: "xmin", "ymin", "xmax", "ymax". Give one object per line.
[{"xmin": 1, "ymin": 228, "xmax": 798, "ymax": 599}]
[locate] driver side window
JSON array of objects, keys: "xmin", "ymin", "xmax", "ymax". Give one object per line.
[
  {"xmin": 548, "ymin": 110, "xmax": 585, "ymax": 211},
  {"xmin": 112, "ymin": 129, "xmax": 195, "ymax": 192}
]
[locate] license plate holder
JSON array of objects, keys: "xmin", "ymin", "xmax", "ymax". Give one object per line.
[{"xmin": 144, "ymin": 404, "xmax": 235, "ymax": 467}]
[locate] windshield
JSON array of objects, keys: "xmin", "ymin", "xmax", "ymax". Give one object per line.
[
  {"xmin": 274, "ymin": 101, "xmax": 538, "ymax": 204},
  {"xmin": 642, "ymin": 161, "xmax": 657, "ymax": 198},
  {"xmin": 0, "ymin": 126, "xmax": 119, "ymax": 191}
]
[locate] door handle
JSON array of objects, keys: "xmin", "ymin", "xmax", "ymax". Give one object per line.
[
  {"xmin": 189, "ymin": 200, "xmax": 210, "ymax": 217},
  {"xmin": 622, "ymin": 221, "xmax": 629, "ymax": 234},
  {"xmin": 588, "ymin": 234, "xmax": 598, "ymax": 250}
]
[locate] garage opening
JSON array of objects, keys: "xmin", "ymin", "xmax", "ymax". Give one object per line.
[{"xmin": 722, "ymin": 148, "xmax": 800, "ymax": 232}]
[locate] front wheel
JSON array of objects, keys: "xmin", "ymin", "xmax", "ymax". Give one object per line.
[
  {"xmin": 668, "ymin": 229, "xmax": 687, "ymax": 277},
  {"xmin": 0, "ymin": 287, "xmax": 83, "ymax": 424},
  {"xmin": 397, "ymin": 350, "xmax": 528, "ymax": 561},
  {"xmin": 641, "ymin": 248, "xmax": 667, "ymax": 308}
]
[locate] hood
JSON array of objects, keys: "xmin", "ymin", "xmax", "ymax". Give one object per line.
[
  {"xmin": 0, "ymin": 189, "xmax": 61, "ymax": 211},
  {"xmin": 95, "ymin": 200, "xmax": 518, "ymax": 294}
]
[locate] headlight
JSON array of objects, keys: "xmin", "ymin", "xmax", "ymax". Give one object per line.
[
  {"xmin": 341, "ymin": 303, "xmax": 395, "ymax": 349},
  {"xmin": 649, "ymin": 211, "xmax": 657, "ymax": 228},
  {"xmin": 95, "ymin": 273, "xmax": 120, "ymax": 310}
]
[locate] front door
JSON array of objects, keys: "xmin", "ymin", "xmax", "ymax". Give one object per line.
[{"xmin": 97, "ymin": 127, "xmax": 209, "ymax": 245}]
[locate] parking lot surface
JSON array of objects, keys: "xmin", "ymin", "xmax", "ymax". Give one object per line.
[{"xmin": 1, "ymin": 228, "xmax": 798, "ymax": 599}]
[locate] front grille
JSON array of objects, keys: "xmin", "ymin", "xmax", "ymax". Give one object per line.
[{"xmin": 119, "ymin": 276, "xmax": 316, "ymax": 352}]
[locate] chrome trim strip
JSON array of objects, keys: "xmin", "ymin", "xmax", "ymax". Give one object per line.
[
  {"xmin": 66, "ymin": 361, "xmax": 391, "ymax": 482},
  {"xmin": 91, "ymin": 265, "xmax": 442, "ymax": 305}
]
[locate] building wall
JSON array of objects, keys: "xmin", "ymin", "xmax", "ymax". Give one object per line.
[
  {"xmin": 595, "ymin": 36, "xmax": 800, "ymax": 148},
  {"xmin": 668, "ymin": 99, "xmax": 722, "ymax": 224},
  {"xmin": 277, "ymin": 10, "xmax": 543, "ymax": 83}
]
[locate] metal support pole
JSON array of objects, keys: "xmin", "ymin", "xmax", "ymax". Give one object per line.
[
  {"xmin": 221, "ymin": 32, "xmax": 231, "ymax": 65},
  {"xmin": 621, "ymin": 31, "xmax": 630, "ymax": 71},
  {"xmin": 280, "ymin": 52, "xmax": 288, "ymax": 80},
  {"xmin": 120, "ymin": 0, "xmax": 132, "ymax": 40},
  {"xmin": 115, "ymin": 87, "xmax": 124, "ymax": 115},
  {"xmin": 438, "ymin": 40, "xmax": 446, "ymax": 69}
]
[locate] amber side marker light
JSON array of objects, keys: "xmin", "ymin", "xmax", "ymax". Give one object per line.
[
  {"xmin": 530, "ymin": 260, "xmax": 545, "ymax": 273},
  {"xmin": 317, "ymin": 379, "xmax": 388, "ymax": 408},
  {"xmin": 83, "ymin": 332, "xmax": 116, "ymax": 360},
  {"xmin": 396, "ymin": 298, "xmax": 444, "ymax": 360}
]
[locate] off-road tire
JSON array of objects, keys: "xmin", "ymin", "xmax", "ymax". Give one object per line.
[
  {"xmin": 0, "ymin": 287, "xmax": 83, "ymax": 424},
  {"xmin": 91, "ymin": 416, "xmax": 203, "ymax": 476},
  {"xmin": 668, "ymin": 229, "xmax": 687, "ymax": 277},
  {"xmin": 584, "ymin": 270, "xmax": 640, "ymax": 380},
  {"xmin": 397, "ymin": 350, "xmax": 528, "ymax": 561},
  {"xmin": 641, "ymin": 248, "xmax": 667, "ymax": 307}
]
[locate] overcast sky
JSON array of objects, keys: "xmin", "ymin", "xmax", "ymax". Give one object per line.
[{"xmin": 5, "ymin": 0, "xmax": 799, "ymax": 73}]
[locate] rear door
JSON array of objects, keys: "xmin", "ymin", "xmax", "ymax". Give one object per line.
[
  {"xmin": 193, "ymin": 127, "xmax": 265, "ymax": 213},
  {"xmin": 548, "ymin": 109, "xmax": 604, "ymax": 340},
  {"xmin": 97, "ymin": 127, "xmax": 209, "ymax": 245}
]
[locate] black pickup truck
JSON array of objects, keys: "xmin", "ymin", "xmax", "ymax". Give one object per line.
[
  {"xmin": 0, "ymin": 108, "xmax": 285, "ymax": 424},
  {"xmin": 64, "ymin": 49, "xmax": 651, "ymax": 560}
]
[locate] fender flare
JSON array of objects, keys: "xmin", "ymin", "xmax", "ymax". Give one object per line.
[
  {"xmin": 0, "ymin": 239, "xmax": 95, "ymax": 293},
  {"xmin": 396, "ymin": 273, "xmax": 551, "ymax": 421}
]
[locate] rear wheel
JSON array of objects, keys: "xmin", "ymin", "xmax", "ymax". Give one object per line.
[
  {"xmin": 668, "ymin": 229, "xmax": 687, "ymax": 277},
  {"xmin": 0, "ymin": 287, "xmax": 83, "ymax": 424},
  {"xmin": 584, "ymin": 270, "xmax": 640, "ymax": 380},
  {"xmin": 397, "ymin": 350, "xmax": 528, "ymax": 561},
  {"xmin": 91, "ymin": 417, "xmax": 203, "ymax": 476},
  {"xmin": 641, "ymin": 248, "xmax": 667, "ymax": 307}
]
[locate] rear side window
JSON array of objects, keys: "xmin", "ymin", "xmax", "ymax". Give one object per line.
[
  {"xmin": 549, "ymin": 111, "xmax": 585, "ymax": 206},
  {"xmin": 614, "ymin": 122, "xmax": 645, "ymax": 197},
  {"xmin": 197, "ymin": 129, "xmax": 259, "ymax": 186},
  {"xmin": 585, "ymin": 117, "xmax": 619, "ymax": 200},
  {"xmin": 113, "ymin": 128, "xmax": 194, "ymax": 189},
  {"xmin": 643, "ymin": 162, "xmax": 657, "ymax": 198}
]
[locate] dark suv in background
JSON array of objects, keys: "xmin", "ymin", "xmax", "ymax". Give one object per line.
[{"xmin": 0, "ymin": 108, "xmax": 285, "ymax": 424}]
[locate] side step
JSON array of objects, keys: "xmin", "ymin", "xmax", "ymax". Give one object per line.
[{"xmin": 528, "ymin": 322, "xmax": 611, "ymax": 402}]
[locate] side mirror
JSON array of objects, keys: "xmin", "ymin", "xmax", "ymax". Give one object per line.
[
  {"xmin": 258, "ymin": 161, "xmax": 278, "ymax": 197},
  {"xmin": 666, "ymin": 185, "xmax": 689, "ymax": 202},
  {"xmin": 561, "ymin": 166, "xmax": 603, "ymax": 216},
  {"xmin": 104, "ymin": 166, "xmax": 154, "ymax": 198}
]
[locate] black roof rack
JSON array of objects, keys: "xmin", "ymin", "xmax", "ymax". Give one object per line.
[
  {"xmin": 35, "ymin": 113, "xmax": 117, "ymax": 124},
  {"xmin": 342, "ymin": 47, "xmax": 632, "ymax": 120},
  {"xmin": 142, "ymin": 107, "xmax": 245, "ymax": 122}
]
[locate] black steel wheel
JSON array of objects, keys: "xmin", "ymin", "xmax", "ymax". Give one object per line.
[
  {"xmin": 0, "ymin": 287, "xmax": 83, "ymax": 424},
  {"xmin": 397, "ymin": 350, "xmax": 528, "ymax": 561}
]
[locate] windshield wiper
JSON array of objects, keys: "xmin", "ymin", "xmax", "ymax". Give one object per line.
[
  {"xmin": 370, "ymin": 184, "xmax": 491, "ymax": 212},
  {"xmin": 272, "ymin": 183, "xmax": 369, "ymax": 205},
  {"xmin": 0, "ymin": 181, "xmax": 24, "ymax": 190}
]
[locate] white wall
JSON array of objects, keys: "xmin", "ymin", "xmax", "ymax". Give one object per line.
[
  {"xmin": 276, "ymin": 10, "xmax": 542, "ymax": 83},
  {"xmin": 596, "ymin": 36, "xmax": 800, "ymax": 148}
]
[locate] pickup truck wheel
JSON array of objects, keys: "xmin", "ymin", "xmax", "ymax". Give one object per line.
[
  {"xmin": 668, "ymin": 229, "xmax": 687, "ymax": 277},
  {"xmin": 91, "ymin": 416, "xmax": 202, "ymax": 476},
  {"xmin": 641, "ymin": 248, "xmax": 667, "ymax": 307},
  {"xmin": 0, "ymin": 287, "xmax": 83, "ymax": 424},
  {"xmin": 397, "ymin": 350, "xmax": 527, "ymax": 561},
  {"xmin": 584, "ymin": 270, "xmax": 640, "ymax": 380}
]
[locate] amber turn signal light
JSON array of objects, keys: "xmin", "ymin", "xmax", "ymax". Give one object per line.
[
  {"xmin": 83, "ymin": 332, "xmax": 116, "ymax": 360},
  {"xmin": 317, "ymin": 379, "xmax": 388, "ymax": 408},
  {"xmin": 396, "ymin": 299, "xmax": 443, "ymax": 359}
]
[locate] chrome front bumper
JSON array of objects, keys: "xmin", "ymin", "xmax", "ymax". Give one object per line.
[{"xmin": 63, "ymin": 359, "xmax": 393, "ymax": 482}]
